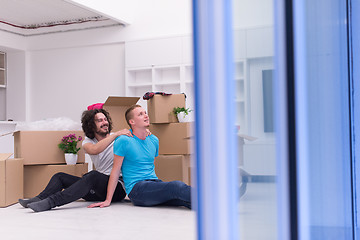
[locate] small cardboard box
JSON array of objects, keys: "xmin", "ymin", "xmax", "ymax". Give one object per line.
[
  {"xmin": 14, "ymin": 131, "xmax": 86, "ymax": 165},
  {"xmin": 149, "ymin": 122, "xmax": 193, "ymax": 154},
  {"xmin": 238, "ymin": 133, "xmax": 257, "ymax": 166},
  {"xmin": 103, "ymin": 96, "xmax": 140, "ymax": 131},
  {"xmin": 0, "ymin": 153, "xmax": 24, "ymax": 207},
  {"xmin": 147, "ymin": 94, "xmax": 186, "ymax": 123},
  {"xmin": 155, "ymin": 155, "xmax": 191, "ymax": 185},
  {"xmin": 24, "ymin": 163, "xmax": 88, "ymax": 198}
]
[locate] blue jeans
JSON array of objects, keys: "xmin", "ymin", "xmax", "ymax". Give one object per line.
[
  {"xmin": 128, "ymin": 179, "xmax": 191, "ymax": 209},
  {"xmin": 37, "ymin": 170, "xmax": 126, "ymax": 208}
]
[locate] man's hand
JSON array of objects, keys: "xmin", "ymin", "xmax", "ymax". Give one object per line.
[
  {"xmin": 146, "ymin": 129, "xmax": 152, "ymax": 136},
  {"xmin": 116, "ymin": 129, "xmax": 133, "ymax": 137},
  {"xmin": 87, "ymin": 200, "xmax": 111, "ymax": 208}
]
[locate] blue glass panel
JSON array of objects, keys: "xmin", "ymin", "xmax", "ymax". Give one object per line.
[
  {"xmin": 350, "ymin": 1, "xmax": 360, "ymax": 239},
  {"xmin": 293, "ymin": 0, "xmax": 353, "ymax": 239}
]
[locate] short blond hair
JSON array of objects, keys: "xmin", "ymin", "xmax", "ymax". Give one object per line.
[{"xmin": 125, "ymin": 104, "xmax": 142, "ymax": 128}]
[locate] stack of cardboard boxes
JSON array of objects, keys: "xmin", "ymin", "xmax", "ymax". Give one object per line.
[
  {"xmin": 148, "ymin": 94, "xmax": 193, "ymax": 185},
  {"xmin": 0, "ymin": 95, "xmax": 191, "ymax": 207},
  {"xmin": 0, "ymin": 131, "xmax": 89, "ymax": 207},
  {"xmin": 14, "ymin": 130, "xmax": 89, "ymax": 199},
  {"xmin": 0, "ymin": 153, "xmax": 23, "ymax": 207}
]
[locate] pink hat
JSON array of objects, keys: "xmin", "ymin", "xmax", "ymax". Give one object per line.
[{"xmin": 87, "ymin": 103, "xmax": 104, "ymax": 110}]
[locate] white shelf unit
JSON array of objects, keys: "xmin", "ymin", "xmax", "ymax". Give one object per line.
[
  {"xmin": 234, "ymin": 59, "xmax": 249, "ymax": 135},
  {"xmin": 0, "ymin": 52, "xmax": 6, "ymax": 121},
  {"xmin": 0, "ymin": 52, "xmax": 6, "ymax": 88},
  {"xmin": 125, "ymin": 65, "xmax": 194, "ymax": 112}
]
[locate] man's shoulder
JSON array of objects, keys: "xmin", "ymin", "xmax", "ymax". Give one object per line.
[
  {"xmin": 114, "ymin": 135, "xmax": 133, "ymax": 144},
  {"xmin": 149, "ymin": 134, "xmax": 158, "ymax": 141},
  {"xmin": 147, "ymin": 134, "xmax": 159, "ymax": 143},
  {"xmin": 82, "ymin": 136, "xmax": 96, "ymax": 145}
]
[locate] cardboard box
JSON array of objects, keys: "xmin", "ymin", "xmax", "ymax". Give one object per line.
[
  {"xmin": 24, "ymin": 163, "xmax": 88, "ymax": 198},
  {"xmin": 149, "ymin": 122, "xmax": 193, "ymax": 154},
  {"xmin": 0, "ymin": 153, "xmax": 23, "ymax": 207},
  {"xmin": 237, "ymin": 133, "xmax": 257, "ymax": 166},
  {"xmin": 103, "ymin": 96, "xmax": 140, "ymax": 131},
  {"xmin": 155, "ymin": 155, "xmax": 191, "ymax": 185},
  {"xmin": 147, "ymin": 94, "xmax": 186, "ymax": 123},
  {"xmin": 14, "ymin": 131, "xmax": 86, "ymax": 165}
]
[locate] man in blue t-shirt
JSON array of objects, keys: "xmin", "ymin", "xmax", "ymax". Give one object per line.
[{"xmin": 89, "ymin": 104, "xmax": 191, "ymax": 209}]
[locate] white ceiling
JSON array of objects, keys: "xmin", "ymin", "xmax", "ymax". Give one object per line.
[{"xmin": 0, "ymin": 0, "xmax": 125, "ymax": 36}]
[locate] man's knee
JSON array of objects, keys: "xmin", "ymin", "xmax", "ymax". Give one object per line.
[
  {"xmin": 169, "ymin": 180, "xmax": 187, "ymax": 188},
  {"xmin": 52, "ymin": 172, "xmax": 69, "ymax": 180},
  {"xmin": 168, "ymin": 181, "xmax": 191, "ymax": 196},
  {"xmin": 82, "ymin": 170, "xmax": 99, "ymax": 180},
  {"xmin": 83, "ymin": 170, "xmax": 99, "ymax": 177},
  {"xmin": 82, "ymin": 170, "xmax": 104, "ymax": 185}
]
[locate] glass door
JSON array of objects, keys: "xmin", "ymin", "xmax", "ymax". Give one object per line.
[
  {"xmin": 232, "ymin": 0, "xmax": 278, "ymax": 239},
  {"xmin": 293, "ymin": 0, "xmax": 353, "ymax": 239}
]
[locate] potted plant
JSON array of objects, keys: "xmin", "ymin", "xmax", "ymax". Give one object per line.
[
  {"xmin": 173, "ymin": 107, "xmax": 193, "ymax": 122},
  {"xmin": 58, "ymin": 133, "xmax": 83, "ymax": 165}
]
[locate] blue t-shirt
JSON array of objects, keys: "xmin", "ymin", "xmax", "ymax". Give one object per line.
[{"xmin": 113, "ymin": 133, "xmax": 159, "ymax": 194}]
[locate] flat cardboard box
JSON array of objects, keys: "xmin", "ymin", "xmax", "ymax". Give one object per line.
[
  {"xmin": 155, "ymin": 155, "xmax": 191, "ymax": 185},
  {"xmin": 0, "ymin": 153, "xmax": 24, "ymax": 207},
  {"xmin": 24, "ymin": 163, "xmax": 88, "ymax": 198},
  {"xmin": 14, "ymin": 131, "xmax": 85, "ymax": 165},
  {"xmin": 149, "ymin": 122, "xmax": 193, "ymax": 154},
  {"xmin": 147, "ymin": 94, "xmax": 186, "ymax": 123},
  {"xmin": 103, "ymin": 96, "xmax": 140, "ymax": 131}
]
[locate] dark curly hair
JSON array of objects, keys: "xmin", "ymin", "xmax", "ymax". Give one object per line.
[{"xmin": 81, "ymin": 109, "xmax": 113, "ymax": 139}]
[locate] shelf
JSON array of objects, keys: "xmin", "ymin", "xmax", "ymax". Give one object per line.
[
  {"xmin": 235, "ymin": 79, "xmax": 245, "ymax": 101},
  {"xmin": 128, "ymin": 85, "xmax": 152, "ymax": 95},
  {"xmin": 0, "ymin": 53, "xmax": 4, "ymax": 69},
  {"xmin": 184, "ymin": 65, "xmax": 193, "ymax": 82},
  {"xmin": 128, "ymin": 82, "xmax": 152, "ymax": 87},
  {"xmin": 0, "ymin": 52, "xmax": 5, "ymax": 122},
  {"xmin": 154, "ymin": 83, "xmax": 180, "ymax": 93},
  {"xmin": 154, "ymin": 66, "xmax": 180, "ymax": 83},
  {"xmin": 234, "ymin": 61, "xmax": 245, "ymax": 79},
  {"xmin": 0, "ymin": 69, "xmax": 5, "ymax": 86},
  {"xmin": 154, "ymin": 82, "xmax": 180, "ymax": 86},
  {"xmin": 127, "ymin": 69, "xmax": 152, "ymax": 85}
]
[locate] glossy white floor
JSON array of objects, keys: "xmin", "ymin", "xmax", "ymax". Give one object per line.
[
  {"xmin": 239, "ymin": 182, "xmax": 278, "ymax": 240},
  {"xmin": 0, "ymin": 200, "xmax": 196, "ymax": 240},
  {"xmin": 0, "ymin": 182, "xmax": 276, "ymax": 240}
]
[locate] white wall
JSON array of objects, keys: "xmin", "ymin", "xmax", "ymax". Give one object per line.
[
  {"xmin": 233, "ymin": 0, "xmax": 274, "ymax": 29},
  {"xmin": 0, "ymin": 31, "xmax": 27, "ymax": 51},
  {"xmin": 7, "ymin": 50, "xmax": 27, "ymax": 121},
  {"xmin": 28, "ymin": 44, "xmax": 125, "ymax": 122},
  {"xmin": 1, "ymin": 0, "xmax": 192, "ymax": 122}
]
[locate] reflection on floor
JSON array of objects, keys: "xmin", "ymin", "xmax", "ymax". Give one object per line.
[
  {"xmin": 0, "ymin": 183, "xmax": 277, "ymax": 240},
  {"xmin": 239, "ymin": 182, "xmax": 278, "ymax": 240},
  {"xmin": 0, "ymin": 200, "xmax": 196, "ymax": 240}
]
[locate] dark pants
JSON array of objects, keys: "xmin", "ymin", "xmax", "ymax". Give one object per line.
[
  {"xmin": 128, "ymin": 179, "xmax": 191, "ymax": 209},
  {"xmin": 37, "ymin": 170, "xmax": 126, "ymax": 208}
]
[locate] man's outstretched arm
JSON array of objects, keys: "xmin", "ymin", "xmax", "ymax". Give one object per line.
[
  {"xmin": 83, "ymin": 129, "xmax": 132, "ymax": 155},
  {"xmin": 87, "ymin": 154, "xmax": 124, "ymax": 208}
]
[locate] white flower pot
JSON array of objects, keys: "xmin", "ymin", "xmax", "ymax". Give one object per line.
[
  {"xmin": 177, "ymin": 112, "xmax": 190, "ymax": 123},
  {"xmin": 64, "ymin": 153, "xmax": 78, "ymax": 165}
]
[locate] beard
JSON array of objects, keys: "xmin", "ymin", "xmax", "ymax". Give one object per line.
[{"xmin": 96, "ymin": 124, "xmax": 110, "ymax": 137}]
